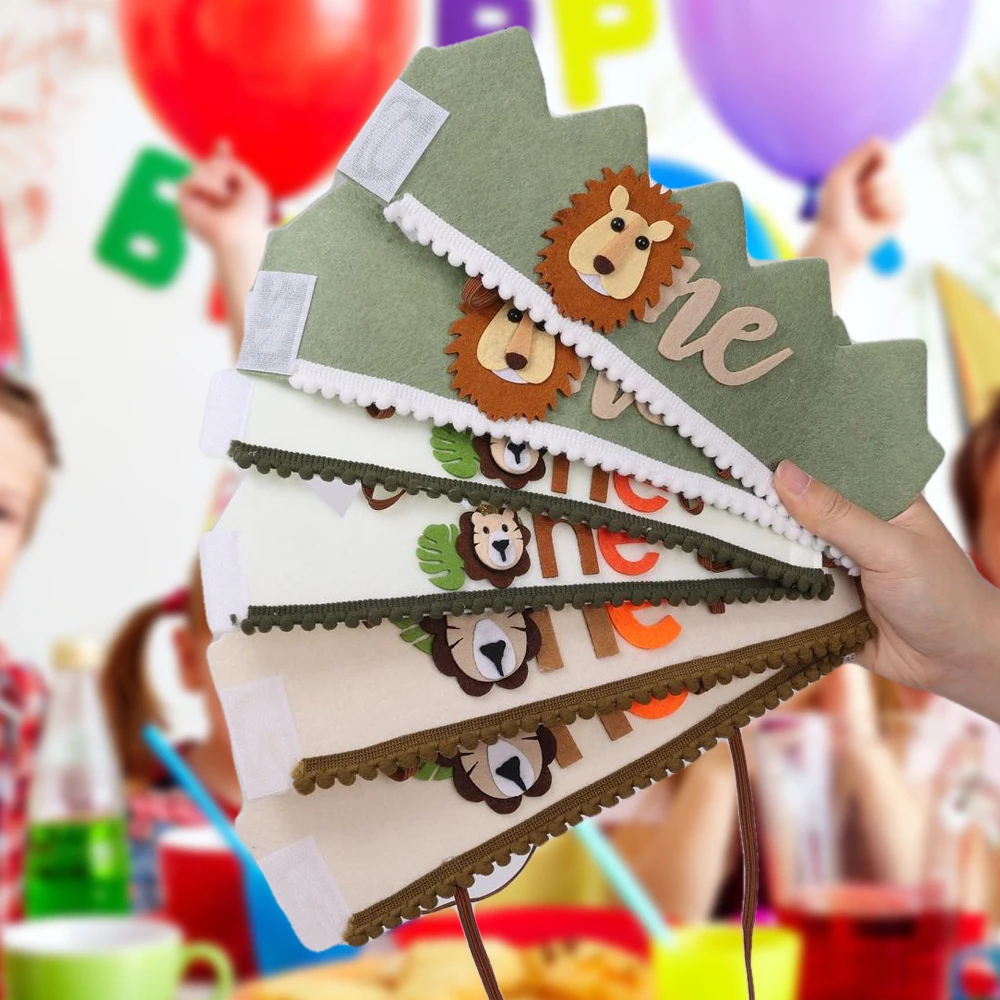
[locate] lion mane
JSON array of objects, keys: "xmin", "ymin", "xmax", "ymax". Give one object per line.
[
  {"xmin": 445, "ymin": 277, "xmax": 581, "ymax": 422},
  {"xmin": 536, "ymin": 165, "xmax": 692, "ymax": 333}
]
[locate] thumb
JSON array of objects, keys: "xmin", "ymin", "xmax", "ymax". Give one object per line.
[{"xmin": 774, "ymin": 460, "xmax": 896, "ymax": 568}]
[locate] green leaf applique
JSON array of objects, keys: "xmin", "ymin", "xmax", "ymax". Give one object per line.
[
  {"xmin": 392, "ymin": 617, "xmax": 435, "ymax": 656},
  {"xmin": 431, "ymin": 425, "xmax": 480, "ymax": 479},
  {"xmin": 417, "ymin": 523, "xmax": 466, "ymax": 591},
  {"xmin": 415, "ymin": 761, "xmax": 454, "ymax": 781}
]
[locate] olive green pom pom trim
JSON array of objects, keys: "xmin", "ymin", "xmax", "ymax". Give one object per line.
[
  {"xmin": 228, "ymin": 440, "xmax": 827, "ymax": 596},
  {"xmin": 291, "ymin": 610, "xmax": 874, "ymax": 794},
  {"xmin": 241, "ymin": 572, "xmax": 834, "ymax": 635},
  {"xmin": 340, "ymin": 631, "xmax": 870, "ymax": 947}
]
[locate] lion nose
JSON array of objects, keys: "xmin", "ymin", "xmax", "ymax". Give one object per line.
[
  {"xmin": 496, "ymin": 755, "xmax": 528, "ymax": 792},
  {"xmin": 492, "ymin": 538, "xmax": 510, "ymax": 560},
  {"xmin": 505, "ymin": 352, "xmax": 528, "ymax": 370},
  {"xmin": 478, "ymin": 640, "xmax": 509, "ymax": 677},
  {"xmin": 593, "ymin": 254, "xmax": 615, "ymax": 275}
]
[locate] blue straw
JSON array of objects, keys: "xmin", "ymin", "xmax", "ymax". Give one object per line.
[
  {"xmin": 142, "ymin": 724, "xmax": 254, "ymax": 867},
  {"xmin": 573, "ymin": 819, "xmax": 677, "ymax": 946}
]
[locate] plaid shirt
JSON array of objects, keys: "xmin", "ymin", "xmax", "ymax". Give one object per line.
[{"xmin": 0, "ymin": 655, "xmax": 47, "ymax": 927}]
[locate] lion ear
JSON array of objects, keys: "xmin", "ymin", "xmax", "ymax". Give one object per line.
[
  {"xmin": 461, "ymin": 275, "xmax": 503, "ymax": 312},
  {"xmin": 647, "ymin": 219, "xmax": 676, "ymax": 243},
  {"xmin": 609, "ymin": 185, "xmax": 630, "ymax": 213}
]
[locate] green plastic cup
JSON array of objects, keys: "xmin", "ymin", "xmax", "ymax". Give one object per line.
[
  {"xmin": 653, "ymin": 925, "xmax": 801, "ymax": 1000},
  {"xmin": 2, "ymin": 916, "xmax": 232, "ymax": 1000}
]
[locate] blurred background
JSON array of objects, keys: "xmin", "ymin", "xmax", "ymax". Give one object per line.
[{"xmin": 2, "ymin": 1, "xmax": 1000, "ymax": 998}]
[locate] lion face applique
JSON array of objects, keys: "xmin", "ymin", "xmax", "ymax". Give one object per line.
[
  {"xmin": 422, "ymin": 610, "xmax": 542, "ymax": 696},
  {"xmin": 455, "ymin": 507, "xmax": 532, "ymax": 588},
  {"xmin": 537, "ymin": 165, "xmax": 692, "ymax": 333},
  {"xmin": 446, "ymin": 276, "xmax": 581, "ymax": 421},
  {"xmin": 442, "ymin": 726, "xmax": 558, "ymax": 814},
  {"xmin": 473, "ymin": 435, "xmax": 547, "ymax": 490}
]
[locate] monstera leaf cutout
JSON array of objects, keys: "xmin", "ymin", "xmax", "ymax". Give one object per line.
[
  {"xmin": 417, "ymin": 524, "xmax": 466, "ymax": 591},
  {"xmin": 415, "ymin": 761, "xmax": 454, "ymax": 781},
  {"xmin": 392, "ymin": 617, "xmax": 435, "ymax": 655},
  {"xmin": 431, "ymin": 424, "xmax": 479, "ymax": 479}
]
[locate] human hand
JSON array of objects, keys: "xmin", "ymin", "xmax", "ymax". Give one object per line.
[
  {"xmin": 774, "ymin": 461, "xmax": 1000, "ymax": 722},
  {"xmin": 178, "ymin": 141, "xmax": 271, "ymax": 253}
]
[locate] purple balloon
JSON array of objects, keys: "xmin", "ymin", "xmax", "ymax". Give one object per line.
[{"xmin": 671, "ymin": 0, "xmax": 972, "ymax": 183}]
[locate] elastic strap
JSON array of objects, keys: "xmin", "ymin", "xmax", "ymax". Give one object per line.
[
  {"xmin": 456, "ymin": 886, "xmax": 505, "ymax": 1000},
  {"xmin": 730, "ymin": 728, "xmax": 759, "ymax": 1000}
]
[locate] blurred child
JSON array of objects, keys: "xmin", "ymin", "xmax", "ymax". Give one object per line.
[
  {"xmin": 100, "ymin": 566, "xmax": 240, "ymax": 910},
  {"xmin": 0, "ymin": 372, "xmax": 58, "ymax": 927},
  {"xmin": 101, "ymin": 567, "xmax": 257, "ymax": 975},
  {"xmin": 101, "ymin": 566, "xmax": 238, "ymax": 810}
]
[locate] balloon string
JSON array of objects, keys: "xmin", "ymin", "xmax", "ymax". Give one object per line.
[{"xmin": 800, "ymin": 180, "xmax": 821, "ymax": 221}]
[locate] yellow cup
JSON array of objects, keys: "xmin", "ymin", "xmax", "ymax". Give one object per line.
[{"xmin": 653, "ymin": 925, "xmax": 801, "ymax": 1000}]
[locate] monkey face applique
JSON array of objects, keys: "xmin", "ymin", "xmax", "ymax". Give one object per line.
[
  {"xmin": 422, "ymin": 611, "xmax": 542, "ymax": 697},
  {"xmin": 443, "ymin": 726, "xmax": 558, "ymax": 814}
]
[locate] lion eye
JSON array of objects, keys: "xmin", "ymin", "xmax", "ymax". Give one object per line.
[
  {"xmin": 610, "ymin": 217, "xmax": 625, "ymax": 232},
  {"xmin": 507, "ymin": 307, "xmax": 523, "ymax": 323},
  {"xmin": 534, "ymin": 320, "xmax": 546, "ymax": 331},
  {"xmin": 482, "ymin": 526, "xmax": 490, "ymax": 534},
  {"xmin": 635, "ymin": 235, "xmax": 650, "ymax": 251},
  {"xmin": 502, "ymin": 524, "xmax": 509, "ymax": 532}
]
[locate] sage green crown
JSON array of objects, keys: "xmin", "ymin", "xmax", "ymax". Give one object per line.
[{"xmin": 247, "ymin": 28, "xmax": 941, "ymax": 520}]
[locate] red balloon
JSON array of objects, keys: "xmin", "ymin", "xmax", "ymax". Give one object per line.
[{"xmin": 119, "ymin": 0, "xmax": 419, "ymax": 197}]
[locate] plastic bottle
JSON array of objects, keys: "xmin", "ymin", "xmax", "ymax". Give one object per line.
[{"xmin": 25, "ymin": 638, "xmax": 130, "ymax": 916}]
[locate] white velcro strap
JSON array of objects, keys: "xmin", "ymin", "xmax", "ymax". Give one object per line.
[
  {"xmin": 338, "ymin": 80, "xmax": 449, "ymax": 202},
  {"xmin": 201, "ymin": 370, "xmax": 254, "ymax": 458},
  {"xmin": 258, "ymin": 837, "xmax": 351, "ymax": 952},
  {"xmin": 219, "ymin": 676, "xmax": 302, "ymax": 802},
  {"xmin": 199, "ymin": 530, "xmax": 250, "ymax": 635},
  {"xmin": 238, "ymin": 271, "xmax": 317, "ymax": 376}
]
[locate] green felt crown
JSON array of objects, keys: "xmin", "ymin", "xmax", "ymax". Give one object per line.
[{"xmin": 243, "ymin": 28, "xmax": 940, "ymax": 526}]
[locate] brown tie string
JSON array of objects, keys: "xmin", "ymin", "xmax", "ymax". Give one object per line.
[
  {"xmin": 730, "ymin": 728, "xmax": 759, "ymax": 1000},
  {"xmin": 456, "ymin": 885, "xmax": 506, "ymax": 1000},
  {"xmin": 453, "ymin": 740, "xmax": 759, "ymax": 1000}
]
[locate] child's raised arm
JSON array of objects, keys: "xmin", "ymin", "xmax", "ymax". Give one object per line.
[
  {"xmin": 178, "ymin": 142, "xmax": 271, "ymax": 360},
  {"xmin": 799, "ymin": 138, "xmax": 905, "ymax": 301}
]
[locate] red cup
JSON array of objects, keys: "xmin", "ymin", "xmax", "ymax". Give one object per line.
[
  {"xmin": 157, "ymin": 826, "xmax": 256, "ymax": 980},
  {"xmin": 393, "ymin": 906, "xmax": 650, "ymax": 958}
]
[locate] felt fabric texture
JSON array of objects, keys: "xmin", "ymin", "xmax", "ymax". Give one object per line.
[
  {"xmin": 206, "ymin": 574, "xmax": 866, "ymax": 787},
  {"xmin": 380, "ymin": 29, "xmax": 942, "ymax": 518},
  {"xmin": 336, "ymin": 79, "xmax": 450, "ymax": 202},
  {"xmin": 202, "ymin": 370, "xmax": 825, "ymax": 586},
  {"xmin": 244, "ymin": 27, "xmax": 940, "ymax": 522},
  {"xmin": 233, "ymin": 639, "xmax": 866, "ymax": 949},
  {"xmin": 251, "ymin": 176, "xmax": 822, "ymax": 551},
  {"xmin": 202, "ymin": 471, "xmax": 834, "ymax": 635}
]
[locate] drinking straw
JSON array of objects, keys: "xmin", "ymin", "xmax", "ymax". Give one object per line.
[
  {"xmin": 143, "ymin": 723, "xmax": 354, "ymax": 972},
  {"xmin": 573, "ymin": 818, "xmax": 678, "ymax": 946},
  {"xmin": 142, "ymin": 724, "xmax": 254, "ymax": 866}
]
